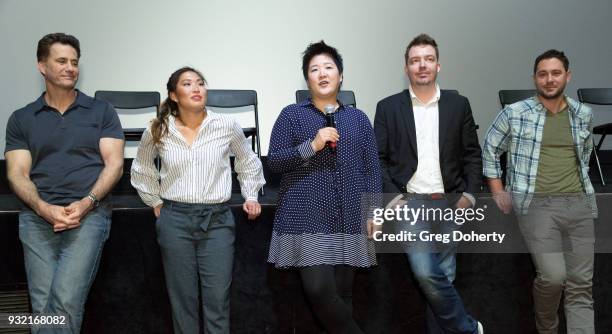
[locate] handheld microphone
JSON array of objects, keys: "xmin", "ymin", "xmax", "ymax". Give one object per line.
[{"xmin": 324, "ymin": 104, "xmax": 337, "ymax": 152}]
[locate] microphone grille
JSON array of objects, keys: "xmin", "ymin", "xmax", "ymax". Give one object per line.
[{"xmin": 324, "ymin": 104, "xmax": 335, "ymax": 114}]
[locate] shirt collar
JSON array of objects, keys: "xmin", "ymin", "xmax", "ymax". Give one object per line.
[
  {"xmin": 33, "ymin": 89, "xmax": 93, "ymax": 114},
  {"xmin": 299, "ymin": 97, "xmax": 346, "ymax": 112},
  {"xmin": 408, "ymin": 84, "xmax": 441, "ymax": 106},
  {"xmin": 168, "ymin": 110, "xmax": 217, "ymax": 129},
  {"xmin": 532, "ymin": 95, "xmax": 582, "ymax": 116},
  {"xmin": 297, "ymin": 98, "xmax": 313, "ymax": 108}
]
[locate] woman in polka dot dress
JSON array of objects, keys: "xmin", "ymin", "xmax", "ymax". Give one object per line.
[{"xmin": 267, "ymin": 41, "xmax": 382, "ymax": 333}]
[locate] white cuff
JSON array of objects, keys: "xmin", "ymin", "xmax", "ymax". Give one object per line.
[{"xmin": 462, "ymin": 192, "xmax": 476, "ymax": 207}]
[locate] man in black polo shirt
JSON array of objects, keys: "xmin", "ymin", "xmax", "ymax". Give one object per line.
[{"xmin": 4, "ymin": 33, "xmax": 124, "ymax": 332}]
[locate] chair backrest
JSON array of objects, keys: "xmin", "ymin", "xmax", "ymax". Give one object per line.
[
  {"xmin": 94, "ymin": 91, "xmax": 160, "ymax": 142},
  {"xmin": 95, "ymin": 91, "xmax": 161, "ymax": 110},
  {"xmin": 206, "ymin": 90, "xmax": 259, "ymax": 129},
  {"xmin": 95, "ymin": 90, "xmax": 160, "ymax": 159},
  {"xmin": 295, "ymin": 90, "xmax": 357, "ymax": 107},
  {"xmin": 498, "ymin": 89, "xmax": 536, "ymax": 108},
  {"xmin": 577, "ymin": 88, "xmax": 612, "ymax": 105},
  {"xmin": 206, "ymin": 89, "xmax": 257, "ymax": 108},
  {"xmin": 205, "ymin": 89, "xmax": 261, "ymax": 156}
]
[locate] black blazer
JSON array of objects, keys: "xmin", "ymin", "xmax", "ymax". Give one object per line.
[{"xmin": 374, "ymin": 89, "xmax": 482, "ymax": 196}]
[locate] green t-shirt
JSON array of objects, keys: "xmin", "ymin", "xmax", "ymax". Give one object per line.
[{"xmin": 535, "ymin": 107, "xmax": 584, "ymax": 193}]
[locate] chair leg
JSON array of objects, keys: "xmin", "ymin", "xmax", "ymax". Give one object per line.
[
  {"xmin": 597, "ymin": 133, "xmax": 606, "ymax": 151},
  {"xmin": 254, "ymin": 136, "xmax": 264, "ymax": 196},
  {"xmin": 593, "ymin": 138, "xmax": 605, "ymax": 186},
  {"xmin": 258, "ymin": 147, "xmax": 265, "ymax": 196}
]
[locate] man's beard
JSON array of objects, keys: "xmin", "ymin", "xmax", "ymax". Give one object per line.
[{"xmin": 537, "ymin": 84, "xmax": 565, "ymax": 100}]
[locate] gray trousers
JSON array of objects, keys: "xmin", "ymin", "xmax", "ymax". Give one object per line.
[
  {"xmin": 518, "ymin": 195, "xmax": 594, "ymax": 334},
  {"xmin": 156, "ymin": 200, "xmax": 235, "ymax": 334}
]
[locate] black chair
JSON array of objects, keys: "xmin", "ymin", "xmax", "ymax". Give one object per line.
[
  {"xmin": 578, "ymin": 88, "xmax": 612, "ymax": 185},
  {"xmin": 295, "ymin": 90, "xmax": 356, "ymax": 107},
  {"xmin": 206, "ymin": 90, "xmax": 261, "ymax": 156},
  {"xmin": 206, "ymin": 90, "xmax": 263, "ymax": 195},
  {"xmin": 498, "ymin": 89, "xmax": 536, "ymax": 108},
  {"xmin": 94, "ymin": 91, "xmax": 161, "ymax": 193},
  {"xmin": 94, "ymin": 91, "xmax": 160, "ymax": 141}
]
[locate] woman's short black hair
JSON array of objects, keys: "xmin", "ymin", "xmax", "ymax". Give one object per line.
[{"xmin": 301, "ymin": 40, "xmax": 343, "ymax": 80}]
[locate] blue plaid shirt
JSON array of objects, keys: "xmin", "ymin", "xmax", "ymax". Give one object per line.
[{"xmin": 482, "ymin": 96, "xmax": 597, "ymax": 217}]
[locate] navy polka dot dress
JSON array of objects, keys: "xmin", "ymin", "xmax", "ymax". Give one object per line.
[{"xmin": 267, "ymin": 99, "xmax": 382, "ymax": 268}]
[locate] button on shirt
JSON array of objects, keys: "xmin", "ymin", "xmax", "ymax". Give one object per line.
[
  {"xmin": 130, "ymin": 112, "xmax": 265, "ymax": 207},
  {"xmin": 406, "ymin": 85, "xmax": 445, "ymax": 194}
]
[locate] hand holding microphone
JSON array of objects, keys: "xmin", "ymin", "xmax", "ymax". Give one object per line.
[
  {"xmin": 324, "ymin": 104, "xmax": 337, "ymax": 152},
  {"xmin": 310, "ymin": 104, "xmax": 339, "ymax": 152}
]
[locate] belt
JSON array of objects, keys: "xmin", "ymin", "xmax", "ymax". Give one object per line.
[
  {"xmin": 403, "ymin": 193, "xmax": 445, "ymax": 200},
  {"xmin": 161, "ymin": 199, "xmax": 230, "ymax": 232}
]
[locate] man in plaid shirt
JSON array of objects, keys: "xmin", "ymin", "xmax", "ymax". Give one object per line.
[{"xmin": 482, "ymin": 49, "xmax": 596, "ymax": 334}]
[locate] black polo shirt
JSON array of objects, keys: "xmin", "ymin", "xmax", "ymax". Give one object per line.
[{"xmin": 5, "ymin": 90, "xmax": 124, "ymax": 205}]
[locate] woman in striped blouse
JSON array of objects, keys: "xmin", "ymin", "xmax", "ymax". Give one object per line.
[{"xmin": 130, "ymin": 67, "xmax": 265, "ymax": 334}]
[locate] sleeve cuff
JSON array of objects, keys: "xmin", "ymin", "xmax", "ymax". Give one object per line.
[
  {"xmin": 462, "ymin": 192, "xmax": 476, "ymax": 207},
  {"xmin": 246, "ymin": 196, "xmax": 258, "ymax": 202},
  {"xmin": 150, "ymin": 198, "xmax": 163, "ymax": 208},
  {"xmin": 482, "ymin": 166, "xmax": 503, "ymax": 179},
  {"xmin": 297, "ymin": 140, "xmax": 316, "ymax": 160}
]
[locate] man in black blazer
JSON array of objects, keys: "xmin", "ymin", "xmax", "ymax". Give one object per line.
[{"xmin": 374, "ymin": 34, "xmax": 483, "ymax": 334}]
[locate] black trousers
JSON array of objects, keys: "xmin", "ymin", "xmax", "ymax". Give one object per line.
[{"xmin": 299, "ymin": 265, "xmax": 363, "ymax": 334}]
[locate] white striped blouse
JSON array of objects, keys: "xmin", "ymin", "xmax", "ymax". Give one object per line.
[{"xmin": 130, "ymin": 112, "xmax": 265, "ymax": 207}]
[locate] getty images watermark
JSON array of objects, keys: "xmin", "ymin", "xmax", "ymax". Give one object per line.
[
  {"xmin": 359, "ymin": 193, "xmax": 527, "ymax": 253},
  {"xmin": 362, "ymin": 193, "xmax": 612, "ymax": 253},
  {"xmin": 370, "ymin": 201, "xmax": 505, "ymax": 245}
]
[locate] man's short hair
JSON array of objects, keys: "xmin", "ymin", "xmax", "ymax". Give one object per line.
[
  {"xmin": 405, "ymin": 33, "xmax": 439, "ymax": 64},
  {"xmin": 37, "ymin": 33, "xmax": 81, "ymax": 62},
  {"xmin": 301, "ymin": 40, "xmax": 344, "ymax": 80},
  {"xmin": 533, "ymin": 49, "xmax": 569, "ymax": 74}
]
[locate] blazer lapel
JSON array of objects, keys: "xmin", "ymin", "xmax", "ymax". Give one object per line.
[{"xmin": 399, "ymin": 90, "xmax": 418, "ymax": 155}]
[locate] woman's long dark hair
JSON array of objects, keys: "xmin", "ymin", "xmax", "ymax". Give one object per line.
[{"xmin": 151, "ymin": 66, "xmax": 206, "ymax": 145}]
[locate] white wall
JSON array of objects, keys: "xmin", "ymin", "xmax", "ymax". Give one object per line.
[{"xmin": 2, "ymin": 0, "xmax": 612, "ymax": 156}]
